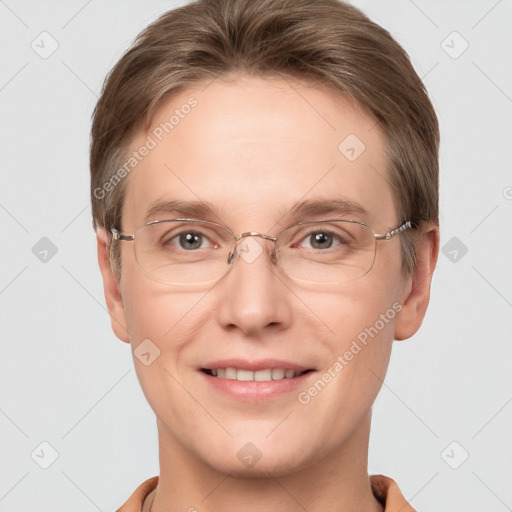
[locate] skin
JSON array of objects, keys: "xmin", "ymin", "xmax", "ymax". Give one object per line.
[{"xmin": 97, "ymin": 74, "xmax": 439, "ymax": 511}]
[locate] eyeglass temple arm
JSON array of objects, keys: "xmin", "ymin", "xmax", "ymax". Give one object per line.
[
  {"xmin": 374, "ymin": 221, "xmax": 413, "ymax": 241},
  {"xmin": 110, "ymin": 228, "xmax": 134, "ymax": 242}
]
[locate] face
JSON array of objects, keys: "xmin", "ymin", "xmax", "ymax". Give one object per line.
[{"xmin": 101, "ymin": 75, "xmax": 422, "ymax": 477}]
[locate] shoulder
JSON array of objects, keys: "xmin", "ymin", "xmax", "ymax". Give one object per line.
[
  {"xmin": 116, "ymin": 476, "xmax": 159, "ymax": 512},
  {"xmin": 370, "ymin": 474, "xmax": 416, "ymax": 512}
]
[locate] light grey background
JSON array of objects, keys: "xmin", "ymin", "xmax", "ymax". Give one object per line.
[{"xmin": 1, "ymin": 0, "xmax": 511, "ymax": 510}]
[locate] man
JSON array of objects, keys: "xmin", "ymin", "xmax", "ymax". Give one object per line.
[{"xmin": 90, "ymin": 0, "xmax": 439, "ymax": 510}]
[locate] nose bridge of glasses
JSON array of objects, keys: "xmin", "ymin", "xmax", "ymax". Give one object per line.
[
  {"xmin": 226, "ymin": 232, "xmax": 278, "ymax": 265},
  {"xmin": 234, "ymin": 231, "xmax": 277, "ymax": 242}
]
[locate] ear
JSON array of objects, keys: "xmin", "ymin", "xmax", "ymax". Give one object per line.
[
  {"xmin": 394, "ymin": 223, "xmax": 439, "ymax": 341},
  {"xmin": 96, "ymin": 228, "xmax": 130, "ymax": 343}
]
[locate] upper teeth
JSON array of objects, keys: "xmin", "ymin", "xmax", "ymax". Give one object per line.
[{"xmin": 209, "ymin": 368, "xmax": 302, "ymax": 381}]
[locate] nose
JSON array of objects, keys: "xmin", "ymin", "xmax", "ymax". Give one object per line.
[{"xmin": 215, "ymin": 236, "xmax": 293, "ymax": 337}]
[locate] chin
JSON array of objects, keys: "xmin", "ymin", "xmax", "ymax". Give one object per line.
[{"xmin": 197, "ymin": 437, "xmax": 316, "ymax": 479}]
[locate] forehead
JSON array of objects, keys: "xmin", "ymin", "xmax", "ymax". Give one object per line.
[{"xmin": 123, "ymin": 75, "xmax": 396, "ymax": 231}]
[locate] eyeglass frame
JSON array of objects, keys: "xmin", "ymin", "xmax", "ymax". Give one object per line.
[{"xmin": 110, "ymin": 217, "xmax": 414, "ymax": 284}]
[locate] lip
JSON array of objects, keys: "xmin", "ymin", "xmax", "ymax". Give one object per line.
[
  {"xmin": 198, "ymin": 358, "xmax": 316, "ymax": 402},
  {"xmin": 199, "ymin": 358, "xmax": 312, "ymax": 372}
]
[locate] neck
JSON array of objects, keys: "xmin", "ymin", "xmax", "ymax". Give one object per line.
[{"xmin": 149, "ymin": 411, "xmax": 383, "ymax": 512}]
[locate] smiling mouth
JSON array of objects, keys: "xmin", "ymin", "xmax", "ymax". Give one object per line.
[{"xmin": 201, "ymin": 368, "xmax": 314, "ymax": 382}]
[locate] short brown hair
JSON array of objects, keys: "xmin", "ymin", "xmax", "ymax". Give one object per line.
[{"xmin": 90, "ymin": 0, "xmax": 439, "ymax": 274}]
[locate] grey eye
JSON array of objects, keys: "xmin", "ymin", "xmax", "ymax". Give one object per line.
[
  {"xmin": 308, "ymin": 232, "xmax": 334, "ymax": 249},
  {"xmin": 178, "ymin": 232, "xmax": 204, "ymax": 250}
]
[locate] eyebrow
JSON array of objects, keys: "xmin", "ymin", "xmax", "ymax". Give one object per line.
[
  {"xmin": 283, "ymin": 198, "xmax": 369, "ymax": 221},
  {"xmin": 143, "ymin": 197, "xmax": 369, "ymax": 225},
  {"xmin": 144, "ymin": 199, "xmax": 219, "ymax": 223}
]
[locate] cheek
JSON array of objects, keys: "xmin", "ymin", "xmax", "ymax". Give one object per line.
[
  {"xmin": 319, "ymin": 288, "xmax": 396, "ymax": 369},
  {"xmin": 119, "ymin": 247, "xmax": 206, "ymax": 341},
  {"xmin": 300, "ymin": 277, "xmax": 401, "ymax": 405},
  {"xmin": 311, "ymin": 268, "xmax": 401, "ymax": 339},
  {"xmin": 120, "ymin": 275, "xmax": 209, "ymax": 417}
]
